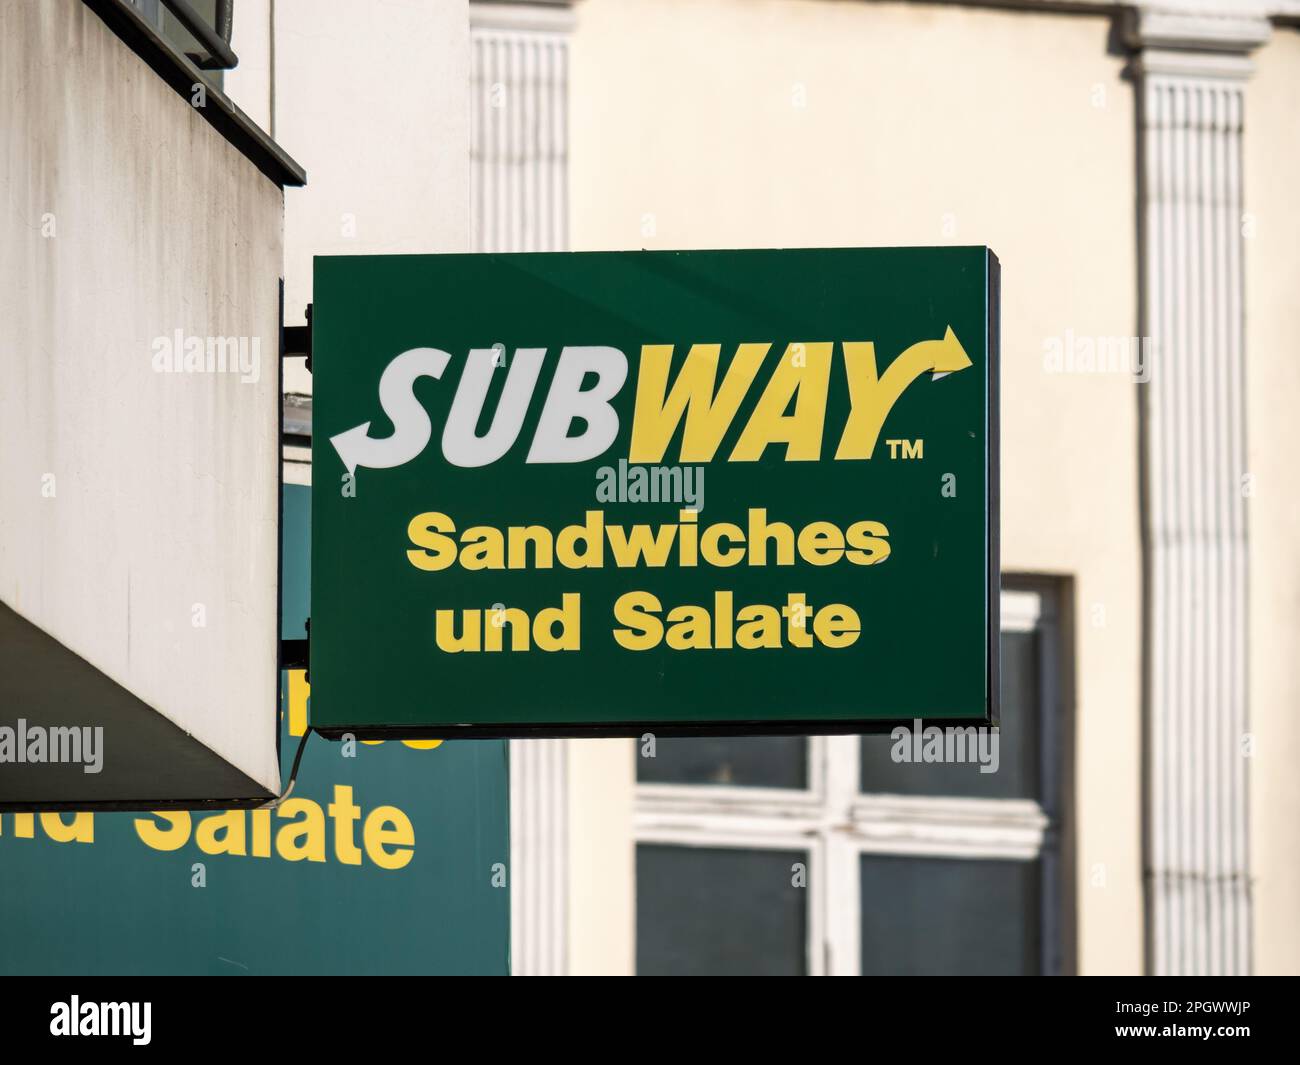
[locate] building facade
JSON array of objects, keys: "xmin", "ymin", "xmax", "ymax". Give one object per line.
[{"xmin": 217, "ymin": 0, "xmax": 1300, "ymax": 975}]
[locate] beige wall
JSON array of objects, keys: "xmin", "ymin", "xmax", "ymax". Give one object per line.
[
  {"xmin": 567, "ymin": 738, "xmax": 636, "ymax": 975},
  {"xmin": 1246, "ymin": 25, "xmax": 1300, "ymax": 978},
  {"xmin": 227, "ymin": 0, "xmax": 472, "ymax": 396},
  {"xmin": 569, "ymin": 0, "xmax": 1144, "ymax": 974},
  {"xmin": 223, "ymin": 0, "xmax": 272, "ymax": 133}
]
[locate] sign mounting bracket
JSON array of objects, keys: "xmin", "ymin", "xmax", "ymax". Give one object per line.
[
  {"xmin": 281, "ymin": 303, "xmax": 313, "ymax": 372},
  {"xmin": 281, "ymin": 618, "xmax": 310, "ymax": 681}
]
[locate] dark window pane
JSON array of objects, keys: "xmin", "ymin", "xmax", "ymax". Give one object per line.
[
  {"xmin": 860, "ymin": 854, "xmax": 1041, "ymax": 975},
  {"xmin": 637, "ymin": 845, "xmax": 807, "ymax": 975},
  {"xmin": 125, "ymin": 0, "xmax": 162, "ymax": 26},
  {"xmin": 637, "ymin": 736, "xmax": 807, "ymax": 789},
  {"xmin": 860, "ymin": 629, "xmax": 1040, "ymax": 800}
]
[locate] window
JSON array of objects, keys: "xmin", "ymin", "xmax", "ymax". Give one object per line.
[
  {"xmin": 638, "ymin": 846, "xmax": 809, "ymax": 976},
  {"xmin": 123, "ymin": 0, "xmax": 232, "ymax": 89},
  {"xmin": 634, "ymin": 583, "xmax": 1068, "ymax": 975}
]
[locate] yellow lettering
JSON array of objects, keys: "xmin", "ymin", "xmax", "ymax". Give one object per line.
[
  {"xmin": 630, "ymin": 342, "xmax": 769, "ymax": 462},
  {"xmin": 666, "ymin": 604, "xmax": 711, "ymax": 650},
  {"xmin": 836, "ymin": 330, "xmax": 970, "ymax": 459},
  {"xmin": 460, "ymin": 527, "xmax": 505, "ymax": 570},
  {"xmin": 730, "ymin": 342, "xmax": 832, "ymax": 461},
  {"xmin": 407, "ymin": 512, "xmax": 458, "ymax": 571},
  {"xmin": 275, "ymin": 798, "xmax": 327, "ymax": 863},
  {"xmin": 612, "ymin": 591, "xmax": 664, "ymax": 650},
  {"xmin": 747, "ymin": 508, "xmax": 796, "ymax": 566},
  {"xmin": 534, "ymin": 593, "xmax": 582, "ymax": 651},
  {"xmin": 196, "ymin": 809, "xmax": 247, "ymax": 856},
  {"xmin": 797, "ymin": 521, "xmax": 845, "ymax": 565},
  {"xmin": 328, "ymin": 785, "xmax": 364, "ymax": 866},
  {"xmin": 39, "ymin": 812, "xmax": 94, "ymax": 844},
  {"xmin": 134, "ymin": 811, "xmax": 191, "ymax": 851},
  {"xmin": 606, "ymin": 522, "xmax": 678, "ymax": 568},
  {"xmin": 700, "ymin": 521, "xmax": 745, "ymax": 567},
  {"xmin": 251, "ymin": 807, "xmax": 272, "ymax": 857},
  {"xmin": 555, "ymin": 511, "xmax": 605, "ymax": 568},
  {"xmin": 814, "ymin": 604, "xmax": 861, "ymax": 648},
  {"xmin": 782, "ymin": 593, "xmax": 814, "ymax": 648},
  {"xmin": 735, "ymin": 605, "xmax": 782, "ymax": 649},
  {"xmin": 845, "ymin": 520, "xmax": 891, "ymax": 565},
  {"xmin": 364, "ymin": 806, "xmax": 415, "ymax": 870},
  {"xmin": 506, "ymin": 525, "xmax": 554, "ymax": 570},
  {"xmin": 484, "ymin": 606, "xmax": 531, "ymax": 651},
  {"xmin": 436, "ymin": 609, "xmax": 482, "ymax": 652}
]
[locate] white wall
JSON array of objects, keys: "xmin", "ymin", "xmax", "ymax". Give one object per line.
[
  {"xmin": 224, "ymin": 0, "xmax": 273, "ymax": 133},
  {"xmin": 238, "ymin": 0, "xmax": 473, "ymax": 395},
  {"xmin": 0, "ymin": 0, "xmax": 284, "ymax": 792}
]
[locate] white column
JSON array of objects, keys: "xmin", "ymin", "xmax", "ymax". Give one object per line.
[
  {"xmin": 508, "ymin": 737, "xmax": 569, "ymax": 976},
  {"xmin": 1129, "ymin": 6, "xmax": 1269, "ymax": 976},
  {"xmin": 471, "ymin": 2, "xmax": 573, "ymax": 255},
  {"xmin": 470, "ymin": 0, "xmax": 574, "ymax": 976}
]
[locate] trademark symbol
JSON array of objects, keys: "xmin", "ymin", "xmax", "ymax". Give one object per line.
[{"xmin": 886, "ymin": 438, "xmax": 923, "ymax": 460}]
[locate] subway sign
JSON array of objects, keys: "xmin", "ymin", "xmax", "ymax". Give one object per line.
[{"xmin": 310, "ymin": 247, "xmax": 999, "ymax": 736}]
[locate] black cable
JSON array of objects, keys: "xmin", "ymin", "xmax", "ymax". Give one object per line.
[{"xmin": 263, "ymin": 727, "xmax": 313, "ymax": 808}]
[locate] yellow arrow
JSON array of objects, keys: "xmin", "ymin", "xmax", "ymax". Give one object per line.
[{"xmin": 834, "ymin": 326, "xmax": 971, "ymax": 460}]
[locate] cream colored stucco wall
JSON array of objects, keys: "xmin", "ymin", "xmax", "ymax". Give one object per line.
[
  {"xmin": 224, "ymin": 0, "xmax": 273, "ymax": 134},
  {"xmin": 567, "ymin": 738, "xmax": 636, "ymax": 975},
  {"xmin": 226, "ymin": 0, "xmax": 472, "ymax": 397},
  {"xmin": 568, "ymin": 0, "xmax": 1144, "ymax": 975},
  {"xmin": 1245, "ymin": 25, "xmax": 1300, "ymax": 978}
]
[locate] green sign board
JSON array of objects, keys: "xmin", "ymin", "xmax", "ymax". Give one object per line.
[
  {"xmin": 0, "ymin": 486, "xmax": 510, "ymax": 975},
  {"xmin": 311, "ymin": 247, "xmax": 999, "ymax": 736}
]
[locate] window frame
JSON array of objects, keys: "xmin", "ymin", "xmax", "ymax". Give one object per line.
[{"xmin": 634, "ymin": 582, "xmax": 1068, "ymax": 976}]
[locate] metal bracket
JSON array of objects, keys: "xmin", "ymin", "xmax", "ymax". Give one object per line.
[
  {"xmin": 282, "ymin": 303, "xmax": 313, "ymax": 373},
  {"xmin": 281, "ymin": 618, "xmax": 310, "ymax": 680},
  {"xmin": 162, "ymin": 0, "xmax": 239, "ymax": 70}
]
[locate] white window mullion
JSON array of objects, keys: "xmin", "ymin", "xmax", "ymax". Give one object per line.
[
  {"xmin": 821, "ymin": 735, "xmax": 861, "ymax": 974},
  {"xmin": 805, "ymin": 834, "xmax": 829, "ymax": 976},
  {"xmin": 849, "ymin": 794, "xmax": 1049, "ymax": 860}
]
